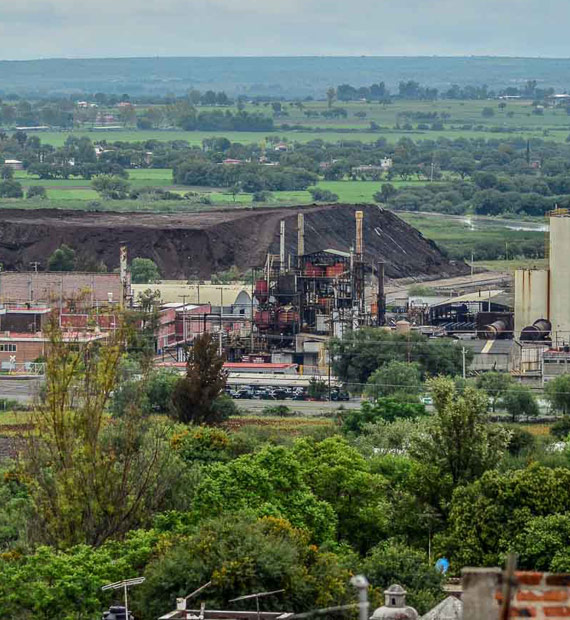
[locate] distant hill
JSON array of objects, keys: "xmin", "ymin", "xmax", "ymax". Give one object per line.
[{"xmin": 2, "ymin": 56, "xmax": 570, "ymax": 98}]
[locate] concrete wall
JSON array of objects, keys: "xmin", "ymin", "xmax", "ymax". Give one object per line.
[{"xmin": 0, "ymin": 272, "xmax": 125, "ymax": 306}]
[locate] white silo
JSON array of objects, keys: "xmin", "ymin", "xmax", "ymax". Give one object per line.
[
  {"xmin": 514, "ymin": 268, "xmax": 550, "ymax": 338},
  {"xmin": 549, "ymin": 213, "xmax": 570, "ymax": 346}
]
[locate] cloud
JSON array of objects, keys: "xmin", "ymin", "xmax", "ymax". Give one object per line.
[{"xmin": 0, "ymin": 0, "xmax": 567, "ymax": 59}]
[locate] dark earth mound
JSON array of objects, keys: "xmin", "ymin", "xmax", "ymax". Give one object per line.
[{"xmin": 0, "ymin": 204, "xmax": 468, "ymax": 279}]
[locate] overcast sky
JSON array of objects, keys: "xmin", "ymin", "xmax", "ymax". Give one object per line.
[{"xmin": 0, "ymin": 0, "xmax": 567, "ymax": 60}]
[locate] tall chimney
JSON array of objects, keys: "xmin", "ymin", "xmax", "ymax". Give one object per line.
[
  {"xmin": 355, "ymin": 210, "xmax": 364, "ymax": 257},
  {"xmin": 280, "ymin": 220, "xmax": 286, "ymax": 273},
  {"xmin": 377, "ymin": 262, "xmax": 385, "ymax": 326},
  {"xmin": 119, "ymin": 245, "xmax": 128, "ymax": 307},
  {"xmin": 297, "ymin": 213, "xmax": 305, "ymax": 259}
]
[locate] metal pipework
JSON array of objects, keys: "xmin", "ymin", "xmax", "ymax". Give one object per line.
[
  {"xmin": 521, "ymin": 318, "xmax": 551, "ymax": 342},
  {"xmin": 484, "ymin": 319, "xmax": 507, "ymax": 340}
]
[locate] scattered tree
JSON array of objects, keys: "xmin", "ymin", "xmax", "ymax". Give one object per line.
[
  {"xmin": 545, "ymin": 374, "xmax": 570, "ymax": 414},
  {"xmin": 47, "ymin": 244, "xmax": 76, "ymax": 271},
  {"xmin": 26, "ymin": 185, "xmax": 47, "ymax": 199},
  {"xmin": 91, "ymin": 174, "xmax": 130, "ymax": 199},
  {"xmin": 130, "ymin": 257, "xmax": 160, "ymax": 284},
  {"xmin": 171, "ymin": 333, "xmax": 228, "ymax": 425}
]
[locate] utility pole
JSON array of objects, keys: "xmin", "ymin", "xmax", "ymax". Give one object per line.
[{"xmin": 462, "ymin": 346, "xmax": 467, "ymax": 380}]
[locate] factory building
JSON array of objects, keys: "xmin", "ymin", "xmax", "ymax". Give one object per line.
[
  {"xmin": 514, "ymin": 210, "xmax": 570, "ymax": 346},
  {"xmin": 252, "ymin": 211, "xmax": 383, "ymax": 346},
  {"xmin": 513, "ymin": 210, "xmax": 570, "ymax": 384}
]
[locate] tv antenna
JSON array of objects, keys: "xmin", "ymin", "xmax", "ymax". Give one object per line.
[
  {"xmin": 230, "ymin": 589, "xmax": 285, "ymax": 620},
  {"xmin": 102, "ymin": 577, "xmax": 145, "ymax": 620}
]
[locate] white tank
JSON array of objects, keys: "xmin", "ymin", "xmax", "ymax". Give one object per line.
[
  {"xmin": 550, "ymin": 215, "xmax": 570, "ymax": 346},
  {"xmin": 514, "ymin": 268, "xmax": 550, "ymax": 338}
]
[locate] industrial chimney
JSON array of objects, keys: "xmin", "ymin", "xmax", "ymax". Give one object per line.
[
  {"xmin": 297, "ymin": 213, "xmax": 305, "ymax": 260},
  {"xmin": 280, "ymin": 220, "xmax": 286, "ymax": 273},
  {"xmin": 355, "ymin": 211, "xmax": 364, "ymax": 258},
  {"xmin": 119, "ymin": 245, "xmax": 128, "ymax": 307}
]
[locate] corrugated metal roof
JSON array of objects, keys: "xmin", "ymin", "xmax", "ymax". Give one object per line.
[
  {"xmin": 462, "ymin": 339, "xmax": 514, "ymax": 354},
  {"xmin": 431, "ymin": 290, "xmax": 511, "ymax": 308}
]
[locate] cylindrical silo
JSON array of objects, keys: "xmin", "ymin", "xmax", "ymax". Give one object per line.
[
  {"xmin": 514, "ymin": 268, "xmax": 550, "ymax": 338},
  {"xmin": 550, "ymin": 214, "xmax": 570, "ymax": 346}
]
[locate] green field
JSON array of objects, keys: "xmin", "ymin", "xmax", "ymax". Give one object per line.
[
  {"xmin": 13, "ymin": 168, "xmax": 429, "ymax": 205},
  {"xmin": 22, "ymin": 98, "xmax": 570, "ymax": 149}
]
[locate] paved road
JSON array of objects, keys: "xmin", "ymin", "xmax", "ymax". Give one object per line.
[
  {"xmin": 236, "ymin": 398, "xmax": 361, "ymax": 415},
  {"xmin": 0, "ymin": 377, "xmax": 43, "ymax": 403}
]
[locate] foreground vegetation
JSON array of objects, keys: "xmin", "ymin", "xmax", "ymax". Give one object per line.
[{"xmin": 3, "ymin": 320, "xmax": 570, "ymax": 618}]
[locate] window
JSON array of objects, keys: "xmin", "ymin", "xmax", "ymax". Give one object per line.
[{"xmin": 0, "ymin": 344, "xmax": 17, "ymax": 352}]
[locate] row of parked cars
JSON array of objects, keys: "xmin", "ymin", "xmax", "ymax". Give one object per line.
[{"xmin": 225, "ymin": 385, "xmax": 350, "ymax": 401}]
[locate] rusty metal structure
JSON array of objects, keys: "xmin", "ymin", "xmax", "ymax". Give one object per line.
[{"xmin": 252, "ymin": 211, "xmax": 374, "ymax": 346}]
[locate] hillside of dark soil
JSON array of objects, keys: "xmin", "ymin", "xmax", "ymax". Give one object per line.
[{"xmin": 0, "ymin": 204, "xmax": 469, "ymax": 279}]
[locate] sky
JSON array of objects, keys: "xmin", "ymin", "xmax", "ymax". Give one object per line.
[{"xmin": 0, "ymin": 0, "xmax": 567, "ymax": 60}]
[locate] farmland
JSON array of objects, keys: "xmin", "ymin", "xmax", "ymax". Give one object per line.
[{"xmin": 23, "ymin": 97, "xmax": 570, "ymax": 147}]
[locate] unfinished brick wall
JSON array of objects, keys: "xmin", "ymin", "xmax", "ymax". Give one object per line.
[
  {"xmin": 0, "ymin": 272, "xmax": 125, "ymax": 305},
  {"xmin": 462, "ymin": 568, "xmax": 570, "ymax": 619}
]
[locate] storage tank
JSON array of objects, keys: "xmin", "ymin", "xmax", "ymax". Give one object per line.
[
  {"xmin": 254, "ymin": 279, "xmax": 268, "ymax": 302},
  {"xmin": 521, "ymin": 319, "xmax": 551, "ymax": 342},
  {"xmin": 514, "ymin": 268, "xmax": 550, "ymax": 339},
  {"xmin": 550, "ymin": 214, "xmax": 570, "ymax": 345}
]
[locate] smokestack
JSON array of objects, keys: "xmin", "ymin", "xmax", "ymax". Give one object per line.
[
  {"xmin": 280, "ymin": 220, "xmax": 286, "ymax": 273},
  {"xmin": 355, "ymin": 210, "xmax": 364, "ymax": 257},
  {"xmin": 297, "ymin": 213, "xmax": 305, "ymax": 259},
  {"xmin": 377, "ymin": 262, "xmax": 385, "ymax": 326},
  {"xmin": 119, "ymin": 245, "xmax": 128, "ymax": 307}
]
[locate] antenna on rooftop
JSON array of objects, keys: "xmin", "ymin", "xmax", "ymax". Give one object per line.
[
  {"xmin": 102, "ymin": 576, "xmax": 145, "ymax": 620},
  {"xmin": 230, "ymin": 589, "xmax": 285, "ymax": 620}
]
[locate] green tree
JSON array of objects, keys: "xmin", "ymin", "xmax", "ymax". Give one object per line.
[
  {"xmin": 23, "ymin": 319, "xmax": 181, "ymax": 548},
  {"xmin": 545, "ymin": 374, "xmax": 570, "ymax": 414},
  {"xmin": 26, "ymin": 185, "xmax": 47, "ymax": 199},
  {"xmin": 192, "ymin": 445, "xmax": 336, "ymax": 542},
  {"xmin": 551, "ymin": 416, "xmax": 570, "ymax": 439},
  {"xmin": 308, "ymin": 187, "xmax": 339, "ymax": 202},
  {"xmin": 307, "ymin": 377, "xmax": 327, "ymax": 399},
  {"xmin": 362, "ymin": 540, "xmax": 444, "ymax": 615},
  {"xmin": 411, "ymin": 377, "xmax": 510, "ymax": 486},
  {"xmin": 91, "ymin": 174, "xmax": 130, "ymax": 199},
  {"xmin": 326, "ymin": 87, "xmax": 336, "ymax": 108},
  {"xmin": 0, "ymin": 165, "xmax": 14, "ymax": 179},
  {"xmin": 171, "ymin": 332, "xmax": 227, "ymax": 425},
  {"xmin": 47, "ymin": 244, "xmax": 76, "ymax": 271},
  {"xmin": 443, "ymin": 465, "xmax": 570, "ymax": 567},
  {"xmin": 330, "ymin": 328, "xmax": 470, "ymax": 389},
  {"xmin": 501, "ymin": 383, "xmax": 539, "ymax": 422},
  {"xmin": 0, "ymin": 179, "xmax": 23, "ymax": 197},
  {"xmin": 137, "ymin": 515, "xmax": 355, "ymax": 619},
  {"xmin": 131, "ymin": 257, "xmax": 160, "ymax": 284},
  {"xmin": 293, "ymin": 437, "xmax": 389, "ymax": 552},
  {"xmin": 365, "ymin": 361, "xmax": 423, "ymax": 401},
  {"xmin": 342, "ymin": 398, "xmax": 425, "ymax": 435},
  {"xmin": 476, "ymin": 371, "xmax": 513, "ymax": 412}
]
